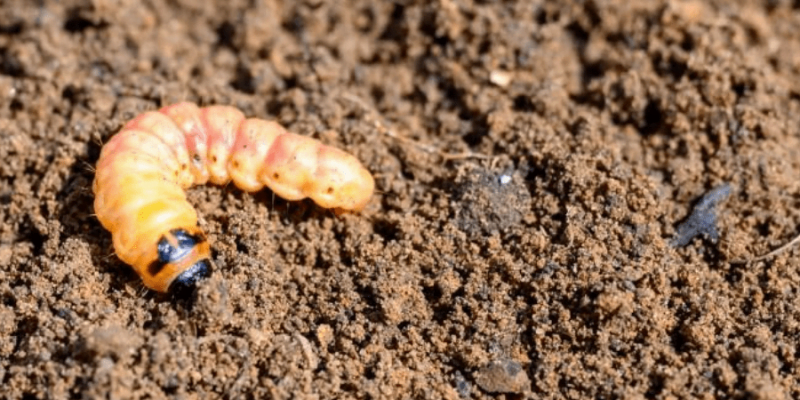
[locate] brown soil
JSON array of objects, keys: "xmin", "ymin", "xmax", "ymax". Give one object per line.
[{"xmin": 2, "ymin": 0, "xmax": 800, "ymax": 398}]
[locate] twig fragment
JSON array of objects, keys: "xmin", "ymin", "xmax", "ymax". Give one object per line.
[
  {"xmin": 340, "ymin": 93, "xmax": 489, "ymax": 161},
  {"xmin": 730, "ymin": 232, "xmax": 800, "ymax": 265}
]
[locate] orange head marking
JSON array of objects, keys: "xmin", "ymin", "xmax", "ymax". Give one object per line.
[{"xmin": 145, "ymin": 227, "xmax": 213, "ymax": 295}]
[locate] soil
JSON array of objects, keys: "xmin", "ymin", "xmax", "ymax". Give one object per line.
[{"xmin": 2, "ymin": 0, "xmax": 800, "ymax": 399}]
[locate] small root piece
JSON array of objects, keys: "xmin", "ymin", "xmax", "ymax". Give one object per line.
[
  {"xmin": 730, "ymin": 232, "xmax": 800, "ymax": 264},
  {"xmin": 439, "ymin": 151, "xmax": 491, "ymax": 161},
  {"xmin": 340, "ymin": 93, "xmax": 489, "ymax": 161}
]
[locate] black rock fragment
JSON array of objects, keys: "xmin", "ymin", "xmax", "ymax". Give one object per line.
[{"xmin": 671, "ymin": 183, "xmax": 731, "ymax": 248}]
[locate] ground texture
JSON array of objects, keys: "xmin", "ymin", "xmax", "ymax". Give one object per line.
[{"xmin": 2, "ymin": 0, "xmax": 800, "ymax": 399}]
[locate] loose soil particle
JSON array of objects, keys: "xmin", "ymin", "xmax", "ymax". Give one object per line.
[{"xmin": 2, "ymin": 0, "xmax": 800, "ymax": 399}]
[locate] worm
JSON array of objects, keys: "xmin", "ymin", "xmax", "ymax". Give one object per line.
[{"xmin": 92, "ymin": 102, "xmax": 375, "ymax": 295}]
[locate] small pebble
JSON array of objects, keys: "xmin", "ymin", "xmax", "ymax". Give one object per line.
[{"xmin": 489, "ymin": 70, "xmax": 512, "ymax": 87}]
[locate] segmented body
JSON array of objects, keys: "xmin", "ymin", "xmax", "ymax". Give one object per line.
[{"xmin": 92, "ymin": 102, "xmax": 375, "ymax": 294}]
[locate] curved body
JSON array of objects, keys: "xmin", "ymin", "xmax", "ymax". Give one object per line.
[{"xmin": 93, "ymin": 102, "xmax": 374, "ymax": 294}]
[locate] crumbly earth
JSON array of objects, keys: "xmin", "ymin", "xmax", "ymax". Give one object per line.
[{"xmin": 2, "ymin": 0, "xmax": 800, "ymax": 399}]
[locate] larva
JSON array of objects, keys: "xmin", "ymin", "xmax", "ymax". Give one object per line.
[{"xmin": 92, "ymin": 102, "xmax": 375, "ymax": 295}]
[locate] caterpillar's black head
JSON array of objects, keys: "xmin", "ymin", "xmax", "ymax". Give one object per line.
[
  {"xmin": 150, "ymin": 228, "xmax": 213, "ymax": 298},
  {"xmin": 169, "ymin": 258, "xmax": 213, "ymax": 299}
]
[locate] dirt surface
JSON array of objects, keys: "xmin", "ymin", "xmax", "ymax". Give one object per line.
[{"xmin": 2, "ymin": 0, "xmax": 800, "ymax": 398}]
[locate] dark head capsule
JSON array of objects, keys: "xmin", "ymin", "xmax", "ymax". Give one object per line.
[{"xmin": 168, "ymin": 258, "xmax": 213, "ymax": 298}]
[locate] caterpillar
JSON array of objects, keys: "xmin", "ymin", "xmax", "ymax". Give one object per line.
[{"xmin": 92, "ymin": 102, "xmax": 375, "ymax": 296}]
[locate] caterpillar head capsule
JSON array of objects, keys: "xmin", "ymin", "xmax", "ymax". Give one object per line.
[
  {"xmin": 146, "ymin": 228, "xmax": 213, "ymax": 295},
  {"xmin": 169, "ymin": 258, "xmax": 213, "ymax": 299}
]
